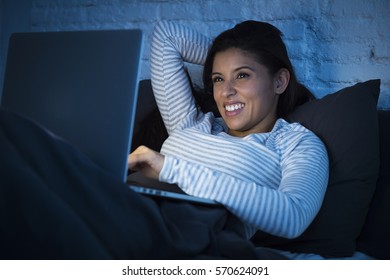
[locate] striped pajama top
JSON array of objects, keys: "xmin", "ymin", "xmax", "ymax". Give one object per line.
[{"xmin": 150, "ymin": 21, "xmax": 329, "ymax": 239}]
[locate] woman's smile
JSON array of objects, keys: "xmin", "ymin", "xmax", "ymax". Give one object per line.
[{"xmin": 224, "ymin": 102, "xmax": 245, "ymax": 116}]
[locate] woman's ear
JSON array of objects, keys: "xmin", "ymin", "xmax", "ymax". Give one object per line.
[{"xmin": 274, "ymin": 68, "xmax": 290, "ymax": 95}]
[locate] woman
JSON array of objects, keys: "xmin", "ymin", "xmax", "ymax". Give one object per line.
[
  {"xmin": 128, "ymin": 20, "xmax": 329, "ymax": 243},
  {"xmin": 0, "ymin": 20, "xmax": 329, "ymax": 260}
]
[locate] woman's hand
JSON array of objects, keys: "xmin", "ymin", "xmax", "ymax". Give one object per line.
[{"xmin": 127, "ymin": 145, "xmax": 165, "ymax": 180}]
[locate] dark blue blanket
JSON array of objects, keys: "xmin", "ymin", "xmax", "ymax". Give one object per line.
[{"xmin": 0, "ymin": 108, "xmax": 285, "ymax": 260}]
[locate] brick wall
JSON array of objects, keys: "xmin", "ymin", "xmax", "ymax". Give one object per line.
[{"xmin": 8, "ymin": 0, "xmax": 390, "ymax": 108}]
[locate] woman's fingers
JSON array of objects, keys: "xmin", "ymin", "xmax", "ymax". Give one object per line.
[{"xmin": 128, "ymin": 146, "xmax": 164, "ymax": 180}]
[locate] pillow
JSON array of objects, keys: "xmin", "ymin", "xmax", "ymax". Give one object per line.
[
  {"xmin": 251, "ymin": 79, "xmax": 381, "ymax": 257},
  {"xmin": 357, "ymin": 110, "xmax": 390, "ymax": 259},
  {"xmin": 131, "ymin": 80, "xmax": 168, "ymax": 152}
]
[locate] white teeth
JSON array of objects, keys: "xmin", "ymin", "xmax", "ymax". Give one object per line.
[{"xmin": 225, "ymin": 103, "xmax": 244, "ymax": 112}]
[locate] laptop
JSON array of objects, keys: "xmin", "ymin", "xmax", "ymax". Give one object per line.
[{"xmin": 1, "ymin": 29, "xmax": 218, "ymax": 206}]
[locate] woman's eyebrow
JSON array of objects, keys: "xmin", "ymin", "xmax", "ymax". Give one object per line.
[
  {"xmin": 234, "ymin": 66, "xmax": 255, "ymax": 72},
  {"xmin": 211, "ymin": 66, "xmax": 254, "ymax": 76}
]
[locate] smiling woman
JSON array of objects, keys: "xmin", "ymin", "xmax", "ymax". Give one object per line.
[
  {"xmin": 211, "ymin": 48, "xmax": 289, "ymax": 136},
  {"xmin": 128, "ymin": 20, "xmax": 329, "ymax": 259},
  {"xmin": 203, "ymin": 20, "xmax": 315, "ymax": 121}
]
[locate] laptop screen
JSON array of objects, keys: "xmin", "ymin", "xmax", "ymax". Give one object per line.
[{"xmin": 1, "ymin": 29, "xmax": 143, "ymax": 182}]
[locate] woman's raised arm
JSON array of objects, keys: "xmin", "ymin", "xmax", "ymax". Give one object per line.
[{"xmin": 150, "ymin": 21, "xmax": 211, "ymax": 134}]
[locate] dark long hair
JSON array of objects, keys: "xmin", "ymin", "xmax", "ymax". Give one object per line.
[{"xmin": 202, "ymin": 20, "xmax": 314, "ymax": 119}]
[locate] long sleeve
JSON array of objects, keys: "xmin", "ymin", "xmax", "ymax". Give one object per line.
[{"xmin": 150, "ymin": 21, "xmax": 211, "ymax": 134}]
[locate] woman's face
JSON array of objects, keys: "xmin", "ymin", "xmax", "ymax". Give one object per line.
[{"xmin": 212, "ymin": 47, "xmax": 283, "ymax": 137}]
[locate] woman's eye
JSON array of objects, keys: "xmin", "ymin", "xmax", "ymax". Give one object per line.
[
  {"xmin": 212, "ymin": 76, "xmax": 223, "ymax": 83},
  {"xmin": 237, "ymin": 73, "xmax": 249, "ymax": 79}
]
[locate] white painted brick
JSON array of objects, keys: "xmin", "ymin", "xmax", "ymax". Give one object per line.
[
  {"xmin": 159, "ymin": 2, "xmax": 204, "ymax": 21},
  {"xmin": 370, "ymin": 43, "xmax": 390, "ymax": 62},
  {"xmin": 378, "ymin": 89, "xmax": 390, "ymax": 110},
  {"xmin": 313, "ymin": 62, "xmax": 388, "ymax": 86},
  {"xmin": 275, "ymin": 20, "xmax": 306, "ymax": 41},
  {"xmin": 327, "ymin": 0, "xmax": 390, "ymax": 18},
  {"xmin": 201, "ymin": 1, "xmax": 251, "ymax": 21}
]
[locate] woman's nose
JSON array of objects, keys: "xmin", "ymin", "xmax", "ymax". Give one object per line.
[{"xmin": 221, "ymin": 80, "xmax": 236, "ymax": 97}]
